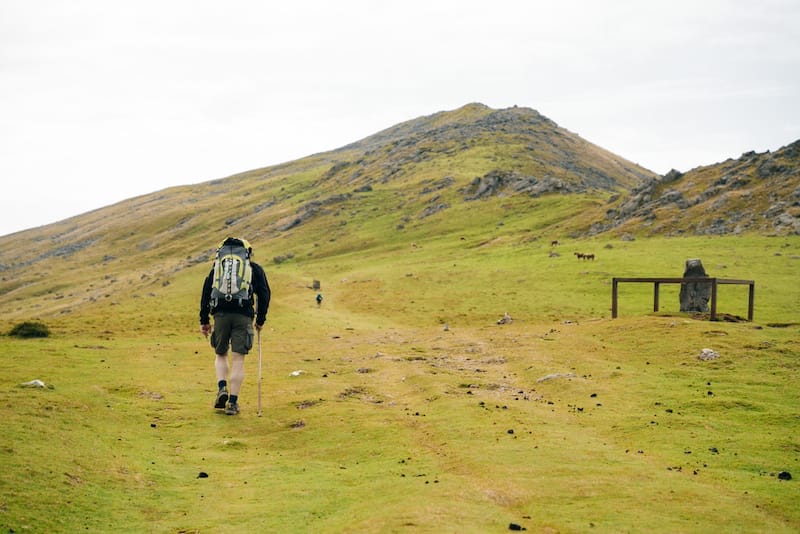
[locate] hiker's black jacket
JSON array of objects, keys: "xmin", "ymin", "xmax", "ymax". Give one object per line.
[{"xmin": 199, "ymin": 261, "xmax": 270, "ymax": 326}]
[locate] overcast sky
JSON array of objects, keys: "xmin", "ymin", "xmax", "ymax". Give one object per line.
[{"xmin": 1, "ymin": 0, "xmax": 798, "ymax": 237}]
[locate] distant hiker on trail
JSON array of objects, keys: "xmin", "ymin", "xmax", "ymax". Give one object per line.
[
  {"xmin": 497, "ymin": 312, "xmax": 513, "ymax": 325},
  {"xmin": 199, "ymin": 237, "xmax": 270, "ymax": 416},
  {"xmin": 316, "ymin": 293, "xmax": 323, "ymax": 307}
]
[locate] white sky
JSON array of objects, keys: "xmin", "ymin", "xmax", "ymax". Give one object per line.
[{"xmin": 1, "ymin": 0, "xmax": 799, "ymax": 236}]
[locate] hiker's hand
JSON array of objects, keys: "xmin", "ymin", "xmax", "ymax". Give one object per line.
[
  {"xmin": 255, "ymin": 323, "xmax": 263, "ymax": 332},
  {"xmin": 200, "ymin": 324, "xmax": 211, "ymax": 338}
]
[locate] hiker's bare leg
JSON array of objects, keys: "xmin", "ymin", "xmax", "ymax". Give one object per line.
[
  {"xmin": 229, "ymin": 352, "xmax": 246, "ymax": 396},
  {"xmin": 215, "ymin": 353, "xmax": 229, "ymax": 383}
]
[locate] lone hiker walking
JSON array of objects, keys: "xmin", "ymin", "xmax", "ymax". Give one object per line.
[{"xmin": 199, "ymin": 237, "xmax": 271, "ymax": 415}]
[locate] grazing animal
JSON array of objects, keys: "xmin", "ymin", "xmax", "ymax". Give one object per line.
[
  {"xmin": 551, "ymin": 240, "xmax": 560, "ymax": 246},
  {"xmin": 574, "ymin": 252, "xmax": 595, "ymax": 260},
  {"xmin": 574, "ymin": 252, "xmax": 585, "ymax": 259}
]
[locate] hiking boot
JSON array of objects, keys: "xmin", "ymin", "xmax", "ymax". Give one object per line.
[
  {"xmin": 225, "ymin": 402, "xmax": 240, "ymax": 416},
  {"xmin": 214, "ymin": 389, "xmax": 229, "ymax": 409}
]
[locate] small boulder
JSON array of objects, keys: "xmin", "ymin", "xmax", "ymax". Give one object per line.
[
  {"xmin": 698, "ymin": 348, "xmax": 720, "ymax": 361},
  {"xmin": 536, "ymin": 373, "xmax": 576, "ymax": 383},
  {"xmin": 20, "ymin": 379, "xmax": 47, "ymax": 388}
]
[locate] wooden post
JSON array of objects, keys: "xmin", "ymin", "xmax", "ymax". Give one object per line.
[
  {"xmin": 611, "ymin": 278, "xmax": 619, "ymax": 318},
  {"xmin": 653, "ymin": 282, "xmax": 660, "ymax": 313},
  {"xmin": 710, "ymin": 278, "xmax": 718, "ymax": 321},
  {"xmin": 748, "ymin": 282, "xmax": 755, "ymax": 322}
]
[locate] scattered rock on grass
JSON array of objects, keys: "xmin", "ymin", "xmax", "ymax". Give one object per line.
[
  {"xmin": 19, "ymin": 379, "xmax": 54, "ymax": 389},
  {"xmin": 536, "ymin": 373, "xmax": 576, "ymax": 383},
  {"xmin": 698, "ymin": 348, "xmax": 720, "ymax": 361},
  {"xmin": 778, "ymin": 471, "xmax": 792, "ymax": 481}
]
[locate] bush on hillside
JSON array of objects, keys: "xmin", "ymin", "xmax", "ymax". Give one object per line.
[{"xmin": 8, "ymin": 321, "xmax": 51, "ymax": 338}]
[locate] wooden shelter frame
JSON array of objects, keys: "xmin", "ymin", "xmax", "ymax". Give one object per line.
[{"xmin": 611, "ymin": 277, "xmax": 755, "ymax": 321}]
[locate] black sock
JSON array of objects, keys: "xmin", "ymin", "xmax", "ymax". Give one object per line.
[
  {"xmin": 229, "ymin": 394, "xmax": 238, "ymax": 405},
  {"xmin": 218, "ymin": 380, "xmax": 227, "ymax": 391}
]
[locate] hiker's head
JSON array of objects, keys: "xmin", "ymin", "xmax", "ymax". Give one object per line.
[{"xmin": 218, "ymin": 237, "xmax": 253, "ymax": 256}]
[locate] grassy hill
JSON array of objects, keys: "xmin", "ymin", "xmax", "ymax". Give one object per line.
[{"xmin": 1, "ymin": 104, "xmax": 798, "ymax": 533}]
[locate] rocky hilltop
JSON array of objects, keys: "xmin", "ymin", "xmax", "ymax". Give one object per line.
[
  {"xmin": 331, "ymin": 103, "xmax": 656, "ymax": 194},
  {"xmin": 593, "ymin": 139, "xmax": 800, "ymax": 236}
]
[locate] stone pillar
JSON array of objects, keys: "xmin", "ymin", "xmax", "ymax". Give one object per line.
[{"xmin": 679, "ymin": 258, "xmax": 710, "ymax": 312}]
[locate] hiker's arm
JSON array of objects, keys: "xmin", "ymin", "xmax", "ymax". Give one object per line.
[
  {"xmin": 199, "ymin": 270, "xmax": 213, "ymax": 325},
  {"xmin": 254, "ymin": 264, "xmax": 271, "ymax": 327}
]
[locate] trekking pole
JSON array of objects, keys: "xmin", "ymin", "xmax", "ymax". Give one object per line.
[{"xmin": 257, "ymin": 329, "xmax": 263, "ymax": 417}]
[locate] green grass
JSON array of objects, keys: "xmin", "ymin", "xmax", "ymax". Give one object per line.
[{"xmin": 1, "ymin": 233, "xmax": 798, "ymax": 533}]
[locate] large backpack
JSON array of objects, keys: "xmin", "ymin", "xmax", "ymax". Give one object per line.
[{"xmin": 210, "ymin": 237, "xmax": 253, "ymax": 307}]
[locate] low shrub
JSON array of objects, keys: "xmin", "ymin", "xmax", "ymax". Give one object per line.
[{"xmin": 8, "ymin": 320, "xmax": 51, "ymax": 338}]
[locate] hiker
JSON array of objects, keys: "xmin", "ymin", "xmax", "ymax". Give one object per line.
[
  {"xmin": 316, "ymin": 293, "xmax": 323, "ymax": 307},
  {"xmin": 497, "ymin": 312, "xmax": 513, "ymax": 324},
  {"xmin": 199, "ymin": 237, "xmax": 271, "ymax": 415}
]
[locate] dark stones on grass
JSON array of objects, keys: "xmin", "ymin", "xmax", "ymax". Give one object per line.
[
  {"xmin": 778, "ymin": 471, "xmax": 792, "ymax": 481},
  {"xmin": 339, "ymin": 386, "xmax": 367, "ymax": 399},
  {"xmin": 197, "ymin": 472, "xmax": 208, "ymax": 478},
  {"xmin": 294, "ymin": 399, "xmax": 322, "ymax": 410}
]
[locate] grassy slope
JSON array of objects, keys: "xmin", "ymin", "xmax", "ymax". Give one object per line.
[{"xmin": 1, "ymin": 233, "xmax": 798, "ymax": 533}]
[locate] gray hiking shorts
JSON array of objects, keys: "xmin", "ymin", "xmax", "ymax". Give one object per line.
[{"xmin": 210, "ymin": 311, "xmax": 254, "ymax": 355}]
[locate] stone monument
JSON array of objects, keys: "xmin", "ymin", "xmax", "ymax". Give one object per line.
[{"xmin": 679, "ymin": 258, "xmax": 710, "ymax": 312}]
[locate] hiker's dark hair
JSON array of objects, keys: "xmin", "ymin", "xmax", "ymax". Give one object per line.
[{"xmin": 218, "ymin": 237, "xmax": 253, "ymax": 255}]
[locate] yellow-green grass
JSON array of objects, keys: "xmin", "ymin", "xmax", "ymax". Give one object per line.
[{"xmin": 2, "ymin": 233, "xmax": 798, "ymax": 533}]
